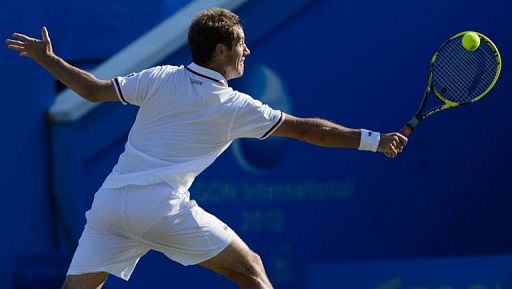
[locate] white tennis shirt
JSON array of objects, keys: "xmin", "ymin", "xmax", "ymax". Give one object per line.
[{"xmin": 102, "ymin": 63, "xmax": 284, "ymax": 192}]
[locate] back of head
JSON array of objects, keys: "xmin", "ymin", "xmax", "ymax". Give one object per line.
[{"xmin": 188, "ymin": 8, "xmax": 241, "ymax": 66}]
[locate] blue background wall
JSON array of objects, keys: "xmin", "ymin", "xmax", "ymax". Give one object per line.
[{"xmin": 1, "ymin": 0, "xmax": 512, "ymax": 288}]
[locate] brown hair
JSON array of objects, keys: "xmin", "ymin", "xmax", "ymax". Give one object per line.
[{"xmin": 188, "ymin": 8, "xmax": 242, "ymax": 66}]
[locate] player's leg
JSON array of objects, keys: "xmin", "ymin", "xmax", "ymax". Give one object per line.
[
  {"xmin": 199, "ymin": 235, "xmax": 273, "ymax": 289},
  {"xmin": 61, "ymin": 272, "xmax": 109, "ymax": 289},
  {"xmin": 65, "ymin": 187, "xmax": 151, "ymax": 287},
  {"xmin": 140, "ymin": 192, "xmax": 274, "ymax": 289}
]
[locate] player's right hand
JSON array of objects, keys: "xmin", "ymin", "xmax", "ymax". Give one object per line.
[
  {"xmin": 6, "ymin": 27, "xmax": 54, "ymax": 65},
  {"xmin": 378, "ymin": 132, "xmax": 408, "ymax": 159}
]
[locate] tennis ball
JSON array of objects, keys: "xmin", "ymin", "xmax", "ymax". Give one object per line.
[{"xmin": 462, "ymin": 32, "xmax": 480, "ymax": 51}]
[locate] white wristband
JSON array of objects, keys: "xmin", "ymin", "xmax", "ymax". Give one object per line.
[{"xmin": 358, "ymin": 129, "xmax": 380, "ymax": 152}]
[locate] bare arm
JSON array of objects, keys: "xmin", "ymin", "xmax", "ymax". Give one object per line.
[
  {"xmin": 6, "ymin": 27, "xmax": 117, "ymax": 103},
  {"xmin": 272, "ymin": 113, "xmax": 408, "ymax": 158}
]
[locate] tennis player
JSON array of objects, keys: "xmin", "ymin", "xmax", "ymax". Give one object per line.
[{"xmin": 7, "ymin": 8, "xmax": 406, "ymax": 289}]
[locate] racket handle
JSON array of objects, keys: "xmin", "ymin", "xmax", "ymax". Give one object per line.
[
  {"xmin": 400, "ymin": 125, "xmax": 413, "ymax": 137},
  {"xmin": 400, "ymin": 117, "xmax": 419, "ymax": 137}
]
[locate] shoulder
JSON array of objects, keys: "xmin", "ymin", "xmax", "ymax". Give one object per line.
[
  {"xmin": 230, "ymin": 90, "xmax": 259, "ymax": 105},
  {"xmin": 135, "ymin": 65, "xmax": 183, "ymax": 76},
  {"xmin": 134, "ymin": 65, "xmax": 184, "ymax": 87},
  {"xmin": 149, "ymin": 65, "xmax": 183, "ymax": 77}
]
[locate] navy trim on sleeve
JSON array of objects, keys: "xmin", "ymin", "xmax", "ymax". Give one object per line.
[
  {"xmin": 260, "ymin": 111, "xmax": 285, "ymax": 139},
  {"xmin": 113, "ymin": 78, "xmax": 130, "ymax": 105}
]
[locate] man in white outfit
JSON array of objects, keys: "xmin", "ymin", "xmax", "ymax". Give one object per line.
[{"xmin": 6, "ymin": 7, "xmax": 407, "ymax": 289}]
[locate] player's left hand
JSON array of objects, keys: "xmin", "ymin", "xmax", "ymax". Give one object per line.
[
  {"xmin": 6, "ymin": 27, "xmax": 55, "ymax": 65},
  {"xmin": 378, "ymin": 132, "xmax": 408, "ymax": 159}
]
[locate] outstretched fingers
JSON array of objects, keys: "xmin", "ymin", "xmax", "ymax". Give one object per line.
[
  {"xmin": 7, "ymin": 45, "xmax": 24, "ymax": 52},
  {"xmin": 41, "ymin": 27, "xmax": 51, "ymax": 43},
  {"xmin": 7, "ymin": 28, "xmax": 54, "ymax": 61},
  {"xmin": 6, "ymin": 41, "xmax": 24, "ymax": 51},
  {"xmin": 5, "ymin": 37, "xmax": 26, "ymax": 54},
  {"xmin": 12, "ymin": 33, "xmax": 34, "ymax": 42},
  {"xmin": 6, "ymin": 39, "xmax": 24, "ymax": 46}
]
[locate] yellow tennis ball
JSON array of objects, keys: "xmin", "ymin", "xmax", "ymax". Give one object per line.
[{"xmin": 462, "ymin": 32, "xmax": 480, "ymax": 51}]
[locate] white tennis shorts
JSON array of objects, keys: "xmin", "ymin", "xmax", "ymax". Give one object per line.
[{"xmin": 67, "ymin": 182, "xmax": 234, "ymax": 280}]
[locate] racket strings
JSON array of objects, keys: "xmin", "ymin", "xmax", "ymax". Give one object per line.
[
  {"xmin": 435, "ymin": 44, "xmax": 494, "ymax": 102},
  {"xmin": 431, "ymin": 39, "xmax": 498, "ymax": 103},
  {"xmin": 443, "ymin": 48, "xmax": 486, "ymax": 97},
  {"xmin": 435, "ymin": 43, "xmax": 494, "ymax": 101}
]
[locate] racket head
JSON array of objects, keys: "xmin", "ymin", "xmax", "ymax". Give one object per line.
[{"xmin": 429, "ymin": 31, "xmax": 502, "ymax": 107}]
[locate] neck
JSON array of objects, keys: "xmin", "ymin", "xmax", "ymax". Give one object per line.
[{"xmin": 204, "ymin": 61, "xmax": 229, "ymax": 80}]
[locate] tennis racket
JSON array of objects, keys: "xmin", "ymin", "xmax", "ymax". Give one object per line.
[{"xmin": 400, "ymin": 31, "xmax": 502, "ymax": 137}]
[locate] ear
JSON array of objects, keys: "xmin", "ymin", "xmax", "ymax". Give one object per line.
[{"xmin": 215, "ymin": 43, "xmax": 226, "ymax": 57}]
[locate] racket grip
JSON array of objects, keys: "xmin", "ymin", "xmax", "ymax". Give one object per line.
[
  {"xmin": 400, "ymin": 117, "xmax": 419, "ymax": 137},
  {"xmin": 400, "ymin": 125, "xmax": 413, "ymax": 137}
]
